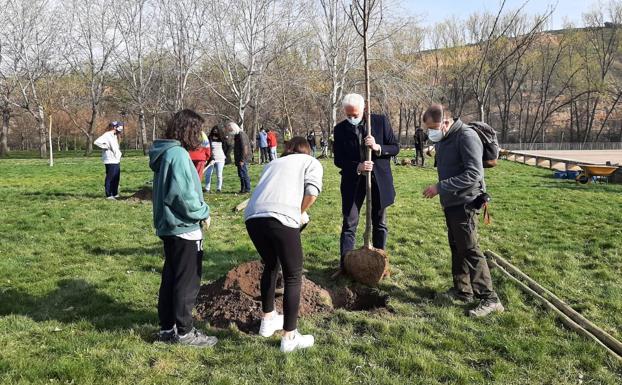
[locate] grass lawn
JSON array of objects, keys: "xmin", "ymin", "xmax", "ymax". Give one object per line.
[{"xmin": 0, "ymin": 153, "xmax": 621, "ymax": 384}]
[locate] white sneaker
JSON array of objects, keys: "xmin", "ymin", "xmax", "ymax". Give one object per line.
[
  {"xmin": 106, "ymin": 196, "xmax": 116, "ymax": 200},
  {"xmin": 280, "ymin": 330, "xmax": 314, "ymax": 353},
  {"xmin": 259, "ymin": 313, "xmax": 284, "ymax": 337}
]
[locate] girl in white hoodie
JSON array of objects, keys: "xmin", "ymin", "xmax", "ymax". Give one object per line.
[{"xmin": 94, "ymin": 121, "xmax": 123, "ymax": 200}]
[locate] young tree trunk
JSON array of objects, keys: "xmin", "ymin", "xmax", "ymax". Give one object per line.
[
  {"xmin": 0, "ymin": 108, "xmax": 9, "ymax": 156},
  {"xmin": 138, "ymin": 108, "xmax": 148, "ymax": 155},
  {"xmin": 37, "ymin": 106, "xmax": 47, "ymax": 158},
  {"xmin": 85, "ymin": 105, "xmax": 98, "ymax": 156}
]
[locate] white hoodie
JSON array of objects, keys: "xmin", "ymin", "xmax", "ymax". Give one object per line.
[{"xmin": 94, "ymin": 131, "xmax": 122, "ymax": 164}]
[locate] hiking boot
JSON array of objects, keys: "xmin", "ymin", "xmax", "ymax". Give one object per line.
[
  {"xmin": 280, "ymin": 330, "xmax": 314, "ymax": 353},
  {"xmin": 259, "ymin": 312, "xmax": 284, "ymax": 337},
  {"xmin": 177, "ymin": 328, "xmax": 218, "ymax": 348},
  {"xmin": 468, "ymin": 299, "xmax": 505, "ymax": 317},
  {"xmin": 157, "ymin": 328, "xmax": 178, "ymax": 344},
  {"xmin": 437, "ymin": 288, "xmax": 474, "ymax": 303}
]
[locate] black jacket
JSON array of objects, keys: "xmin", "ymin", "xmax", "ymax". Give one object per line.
[
  {"xmin": 234, "ymin": 131, "xmax": 251, "ymax": 163},
  {"xmin": 333, "ymin": 114, "xmax": 399, "ymax": 213}
]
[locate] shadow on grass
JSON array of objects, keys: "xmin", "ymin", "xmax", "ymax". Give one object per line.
[
  {"xmin": 86, "ymin": 244, "xmax": 163, "ymax": 258},
  {"xmin": 0, "ymin": 279, "xmax": 155, "ymax": 331},
  {"xmin": 21, "ymin": 191, "xmax": 104, "ymax": 199}
]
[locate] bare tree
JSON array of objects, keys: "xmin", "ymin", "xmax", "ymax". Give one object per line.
[
  {"xmin": 63, "ymin": 0, "xmax": 120, "ymax": 155},
  {"xmin": 465, "ymin": 0, "xmax": 552, "ymax": 121},
  {"xmin": 4, "ymin": 0, "xmax": 61, "ymax": 158},
  {"xmin": 117, "ymin": 0, "xmax": 164, "ymax": 153},
  {"xmin": 159, "ymin": 0, "xmax": 209, "ymax": 111},
  {"xmin": 575, "ymin": 2, "xmax": 622, "ymax": 142},
  {"xmin": 315, "ymin": 0, "xmax": 362, "ymax": 136},
  {"xmin": 202, "ymin": 0, "xmax": 306, "ymax": 131}
]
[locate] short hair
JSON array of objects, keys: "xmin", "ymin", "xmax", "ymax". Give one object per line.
[
  {"xmin": 422, "ymin": 104, "xmax": 444, "ymax": 124},
  {"xmin": 281, "ymin": 136, "xmax": 311, "ymax": 157},
  {"xmin": 225, "ymin": 121, "xmax": 241, "ymax": 134},
  {"xmin": 342, "ymin": 93, "xmax": 365, "ymax": 110},
  {"xmin": 164, "ymin": 109, "xmax": 204, "ymax": 150}
]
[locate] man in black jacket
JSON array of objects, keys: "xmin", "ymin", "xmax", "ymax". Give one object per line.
[
  {"xmin": 226, "ymin": 122, "xmax": 252, "ymax": 193},
  {"xmin": 334, "ymin": 93, "xmax": 400, "ymax": 271}
]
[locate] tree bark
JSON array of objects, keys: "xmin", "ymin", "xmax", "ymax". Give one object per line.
[
  {"xmin": 0, "ymin": 108, "xmax": 9, "ymax": 156},
  {"xmin": 37, "ymin": 106, "xmax": 47, "ymax": 158}
]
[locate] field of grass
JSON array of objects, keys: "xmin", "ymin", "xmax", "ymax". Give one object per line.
[{"xmin": 0, "ymin": 153, "xmax": 621, "ymax": 384}]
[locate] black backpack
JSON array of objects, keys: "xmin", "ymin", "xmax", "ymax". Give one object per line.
[{"xmin": 468, "ymin": 121, "xmax": 499, "ymax": 168}]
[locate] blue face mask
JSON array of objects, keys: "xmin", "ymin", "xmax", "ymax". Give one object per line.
[
  {"xmin": 347, "ymin": 116, "xmax": 362, "ymax": 126},
  {"xmin": 428, "ymin": 128, "xmax": 444, "ymax": 142}
]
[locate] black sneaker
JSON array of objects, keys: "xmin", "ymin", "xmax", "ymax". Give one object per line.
[
  {"xmin": 157, "ymin": 328, "xmax": 178, "ymax": 344},
  {"xmin": 437, "ymin": 288, "xmax": 474, "ymax": 303},
  {"xmin": 177, "ymin": 328, "xmax": 218, "ymax": 348}
]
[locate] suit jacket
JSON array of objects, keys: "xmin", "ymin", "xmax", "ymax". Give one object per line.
[{"xmin": 333, "ymin": 114, "xmax": 399, "ymax": 214}]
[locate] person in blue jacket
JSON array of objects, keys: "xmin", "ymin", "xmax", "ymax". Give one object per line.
[
  {"xmin": 333, "ymin": 93, "xmax": 400, "ymax": 273},
  {"xmin": 149, "ymin": 109, "xmax": 217, "ymax": 348}
]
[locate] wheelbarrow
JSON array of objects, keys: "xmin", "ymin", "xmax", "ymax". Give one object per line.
[{"xmin": 575, "ymin": 164, "xmax": 619, "ymax": 184}]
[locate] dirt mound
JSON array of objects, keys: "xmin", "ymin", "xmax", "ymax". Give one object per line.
[
  {"xmin": 344, "ymin": 247, "xmax": 389, "ymax": 286},
  {"xmin": 195, "ymin": 261, "xmax": 388, "ymax": 333},
  {"xmin": 127, "ymin": 186, "xmax": 152, "ymax": 202}
]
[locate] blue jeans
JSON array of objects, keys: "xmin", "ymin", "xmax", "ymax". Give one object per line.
[
  {"xmin": 237, "ymin": 162, "xmax": 251, "ymax": 192},
  {"xmin": 205, "ymin": 161, "xmax": 224, "ymax": 191},
  {"xmin": 104, "ymin": 163, "xmax": 120, "ymax": 197},
  {"xmin": 269, "ymin": 147, "xmax": 278, "ymax": 161}
]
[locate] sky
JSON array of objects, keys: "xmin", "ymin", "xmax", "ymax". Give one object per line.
[{"xmin": 403, "ymin": 0, "xmax": 601, "ymax": 30}]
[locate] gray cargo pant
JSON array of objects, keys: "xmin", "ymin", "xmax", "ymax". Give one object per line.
[{"xmin": 444, "ymin": 204, "xmax": 497, "ymax": 300}]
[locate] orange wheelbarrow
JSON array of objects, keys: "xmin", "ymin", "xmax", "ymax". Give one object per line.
[{"xmin": 576, "ymin": 164, "xmax": 619, "ymax": 184}]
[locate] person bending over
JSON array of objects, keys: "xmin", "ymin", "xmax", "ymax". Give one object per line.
[{"xmin": 244, "ymin": 137, "xmax": 323, "ymax": 353}]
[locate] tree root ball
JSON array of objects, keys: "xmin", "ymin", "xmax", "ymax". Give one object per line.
[{"xmin": 343, "ymin": 247, "xmax": 389, "ymax": 287}]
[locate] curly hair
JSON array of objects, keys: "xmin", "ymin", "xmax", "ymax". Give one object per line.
[{"xmin": 164, "ymin": 109, "xmax": 205, "ymax": 150}]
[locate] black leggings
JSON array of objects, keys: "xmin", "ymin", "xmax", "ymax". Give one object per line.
[{"xmin": 246, "ymin": 217, "xmax": 303, "ymax": 331}]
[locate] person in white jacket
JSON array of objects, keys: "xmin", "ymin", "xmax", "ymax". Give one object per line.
[{"xmin": 94, "ymin": 121, "xmax": 124, "ymax": 200}]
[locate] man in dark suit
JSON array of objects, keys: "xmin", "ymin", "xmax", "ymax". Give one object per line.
[{"xmin": 333, "ymin": 93, "xmax": 400, "ymax": 271}]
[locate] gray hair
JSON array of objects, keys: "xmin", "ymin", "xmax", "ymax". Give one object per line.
[
  {"xmin": 342, "ymin": 93, "xmax": 365, "ymax": 110},
  {"xmin": 225, "ymin": 121, "xmax": 241, "ymax": 134}
]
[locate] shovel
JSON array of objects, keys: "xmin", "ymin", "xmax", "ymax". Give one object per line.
[{"xmin": 342, "ymin": 0, "xmax": 388, "ymax": 286}]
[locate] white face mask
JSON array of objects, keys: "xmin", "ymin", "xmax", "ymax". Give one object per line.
[
  {"xmin": 428, "ymin": 128, "xmax": 444, "ymax": 142},
  {"xmin": 347, "ymin": 116, "xmax": 362, "ymax": 126}
]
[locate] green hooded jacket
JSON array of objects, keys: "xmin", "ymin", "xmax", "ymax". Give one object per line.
[{"xmin": 149, "ymin": 140, "xmax": 210, "ymax": 237}]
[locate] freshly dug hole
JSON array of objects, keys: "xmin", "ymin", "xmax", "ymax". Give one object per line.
[
  {"xmin": 127, "ymin": 186, "xmax": 152, "ymax": 202},
  {"xmin": 195, "ymin": 261, "xmax": 390, "ymax": 333}
]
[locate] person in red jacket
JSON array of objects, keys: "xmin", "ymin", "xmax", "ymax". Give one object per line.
[
  {"xmin": 188, "ymin": 131, "xmax": 211, "ymax": 181},
  {"xmin": 266, "ymin": 128, "xmax": 278, "ymax": 161}
]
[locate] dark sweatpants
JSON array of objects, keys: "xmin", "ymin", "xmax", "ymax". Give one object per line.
[
  {"xmin": 246, "ymin": 217, "xmax": 303, "ymax": 332},
  {"xmin": 104, "ymin": 163, "xmax": 120, "ymax": 197},
  {"xmin": 339, "ymin": 178, "xmax": 388, "ymax": 268},
  {"xmin": 158, "ymin": 236, "xmax": 203, "ymax": 335},
  {"xmin": 414, "ymin": 147, "xmax": 425, "ymax": 166},
  {"xmin": 444, "ymin": 204, "xmax": 497, "ymax": 300}
]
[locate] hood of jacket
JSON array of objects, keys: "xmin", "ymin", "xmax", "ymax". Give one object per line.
[{"xmin": 149, "ymin": 140, "xmax": 180, "ymax": 172}]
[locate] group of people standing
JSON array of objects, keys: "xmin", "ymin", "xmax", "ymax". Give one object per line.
[
  {"xmin": 257, "ymin": 127, "xmax": 279, "ymax": 163},
  {"xmin": 94, "ymin": 91, "xmax": 503, "ymax": 353}
]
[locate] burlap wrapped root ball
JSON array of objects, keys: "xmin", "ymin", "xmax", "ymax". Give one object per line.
[{"xmin": 344, "ymin": 247, "xmax": 389, "ymax": 286}]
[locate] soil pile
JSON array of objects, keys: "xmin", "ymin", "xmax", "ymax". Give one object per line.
[
  {"xmin": 195, "ymin": 261, "xmax": 390, "ymax": 333},
  {"xmin": 127, "ymin": 186, "xmax": 152, "ymax": 202}
]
